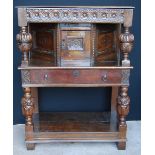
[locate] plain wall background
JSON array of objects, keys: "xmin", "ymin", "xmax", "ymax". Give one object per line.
[{"xmin": 13, "ymin": 0, "xmax": 141, "ymax": 124}]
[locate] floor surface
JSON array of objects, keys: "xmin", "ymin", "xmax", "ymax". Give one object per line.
[{"xmin": 13, "ymin": 121, "xmax": 141, "ymax": 155}]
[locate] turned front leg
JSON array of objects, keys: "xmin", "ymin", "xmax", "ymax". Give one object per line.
[
  {"xmin": 117, "ymin": 10, "xmax": 134, "ymax": 149},
  {"xmin": 117, "ymin": 86, "xmax": 130, "ymax": 150},
  {"xmin": 22, "ymin": 87, "xmax": 34, "ymax": 125},
  {"xmin": 21, "ymin": 87, "xmax": 35, "ymax": 150}
]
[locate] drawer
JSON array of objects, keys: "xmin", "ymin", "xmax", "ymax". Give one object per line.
[{"xmin": 24, "ymin": 69, "xmax": 122, "ymax": 85}]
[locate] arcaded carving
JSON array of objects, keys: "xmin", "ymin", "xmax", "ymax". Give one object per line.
[{"xmin": 26, "ymin": 8, "xmax": 124, "ymax": 23}]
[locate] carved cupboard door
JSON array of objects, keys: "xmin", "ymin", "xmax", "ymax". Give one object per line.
[{"xmin": 60, "ymin": 30, "xmax": 92, "ymax": 67}]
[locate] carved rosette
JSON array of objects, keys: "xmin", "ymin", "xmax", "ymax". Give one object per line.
[
  {"xmin": 16, "ymin": 27, "xmax": 32, "ymax": 65},
  {"xmin": 117, "ymin": 86, "xmax": 130, "ymax": 126},
  {"xmin": 120, "ymin": 28, "xmax": 134, "ymax": 66},
  {"xmin": 21, "ymin": 88, "xmax": 34, "ymax": 126}
]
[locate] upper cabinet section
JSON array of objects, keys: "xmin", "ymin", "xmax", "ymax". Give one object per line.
[
  {"xmin": 16, "ymin": 6, "xmax": 134, "ymax": 68},
  {"xmin": 17, "ymin": 6, "xmax": 134, "ymax": 27}
]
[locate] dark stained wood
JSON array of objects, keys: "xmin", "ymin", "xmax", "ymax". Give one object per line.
[
  {"xmin": 30, "ymin": 23, "xmax": 57, "ymax": 64},
  {"xmin": 59, "ymin": 24, "xmax": 92, "ymax": 67},
  {"xmin": 95, "ymin": 24, "xmax": 117, "ymax": 65},
  {"xmin": 16, "ymin": 6, "xmax": 134, "ymax": 150},
  {"xmin": 26, "ymin": 143, "xmax": 35, "ymax": 150},
  {"xmin": 117, "ymin": 142, "xmax": 126, "ymax": 150},
  {"xmin": 36, "ymin": 31, "xmax": 54, "ymax": 50},
  {"xmin": 16, "ymin": 27, "xmax": 32, "ymax": 66},
  {"xmin": 30, "ymin": 112, "xmax": 122, "ymax": 142},
  {"xmin": 19, "ymin": 65, "xmax": 133, "ymax": 69},
  {"xmin": 33, "ymin": 132, "xmax": 120, "ymax": 142},
  {"xmin": 110, "ymin": 87, "xmax": 119, "ymax": 131},
  {"xmin": 33, "ymin": 112, "xmax": 112, "ymax": 132},
  {"xmin": 28, "ymin": 23, "xmax": 121, "ymax": 67},
  {"xmin": 31, "ymin": 88, "xmax": 38, "ymax": 113},
  {"xmin": 117, "ymin": 86, "xmax": 130, "ymax": 150},
  {"xmin": 28, "ymin": 59, "xmax": 119, "ymax": 67},
  {"xmin": 21, "ymin": 88, "xmax": 34, "ymax": 126},
  {"xmin": 21, "ymin": 88, "xmax": 35, "ymax": 150},
  {"xmin": 30, "ymin": 69, "xmax": 122, "ymax": 85}
]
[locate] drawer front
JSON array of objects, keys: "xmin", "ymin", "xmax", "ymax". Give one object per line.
[{"xmin": 27, "ymin": 69, "xmax": 122, "ymax": 85}]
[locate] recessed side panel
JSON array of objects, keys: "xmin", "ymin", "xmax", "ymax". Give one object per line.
[
  {"xmin": 29, "ymin": 23, "xmax": 57, "ymax": 65},
  {"xmin": 95, "ymin": 24, "xmax": 118, "ymax": 66}
]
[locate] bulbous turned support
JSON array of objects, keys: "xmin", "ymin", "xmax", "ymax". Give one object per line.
[
  {"xmin": 117, "ymin": 86, "xmax": 130, "ymax": 149},
  {"xmin": 21, "ymin": 87, "xmax": 34, "ymax": 126},
  {"xmin": 120, "ymin": 27, "xmax": 134, "ymax": 66},
  {"xmin": 16, "ymin": 26, "xmax": 32, "ymax": 66},
  {"xmin": 117, "ymin": 86, "xmax": 130, "ymax": 126}
]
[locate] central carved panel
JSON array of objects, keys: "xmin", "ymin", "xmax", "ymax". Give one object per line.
[{"xmin": 67, "ymin": 38, "xmax": 84, "ymax": 51}]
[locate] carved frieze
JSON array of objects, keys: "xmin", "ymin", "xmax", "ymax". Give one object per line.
[{"xmin": 26, "ymin": 8, "xmax": 125, "ymax": 23}]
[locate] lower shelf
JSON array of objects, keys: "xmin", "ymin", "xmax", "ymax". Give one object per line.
[
  {"xmin": 26, "ymin": 112, "xmax": 124, "ymax": 143},
  {"xmin": 33, "ymin": 112, "xmax": 114, "ymax": 132}
]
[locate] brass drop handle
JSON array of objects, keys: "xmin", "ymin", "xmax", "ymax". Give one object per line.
[
  {"xmin": 44, "ymin": 74, "xmax": 48, "ymax": 80},
  {"xmin": 101, "ymin": 73, "xmax": 107, "ymax": 81}
]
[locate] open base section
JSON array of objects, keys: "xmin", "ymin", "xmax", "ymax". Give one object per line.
[
  {"xmin": 26, "ymin": 112, "xmax": 126, "ymax": 147},
  {"xmin": 33, "ymin": 112, "xmax": 114, "ymax": 132}
]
